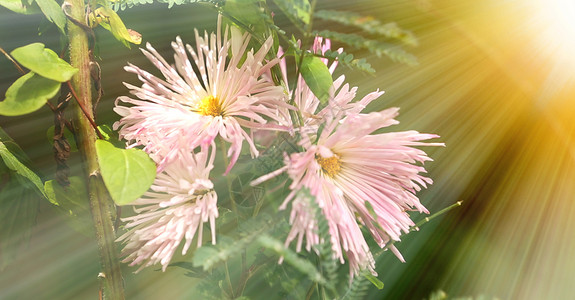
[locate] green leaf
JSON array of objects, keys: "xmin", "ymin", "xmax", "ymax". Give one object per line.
[
  {"xmin": 223, "ymin": 0, "xmax": 267, "ymax": 37},
  {"xmin": 44, "ymin": 177, "xmax": 93, "ymax": 235},
  {"xmin": 92, "ymin": 7, "xmax": 141, "ymax": 48},
  {"xmin": 0, "ymin": 0, "xmax": 41, "ymax": 14},
  {"xmin": 95, "ymin": 140, "xmax": 156, "ymax": 205},
  {"xmin": 193, "ymin": 214, "xmax": 274, "ymax": 270},
  {"xmin": 0, "ymin": 131, "xmax": 47, "ymax": 198},
  {"xmin": 364, "ymin": 274, "xmax": 384, "ymax": 290},
  {"xmin": 315, "ymin": 10, "xmax": 418, "ymax": 46},
  {"xmin": 35, "ymin": 0, "xmax": 67, "ymax": 34},
  {"xmin": 300, "ymin": 54, "xmax": 333, "ymax": 104},
  {"xmin": 0, "ymin": 174, "xmax": 40, "ymax": 270},
  {"xmin": 10, "ymin": 43, "xmax": 78, "ymax": 82},
  {"xmin": 271, "ymin": 0, "xmax": 310, "ymax": 28},
  {"xmin": 0, "ymin": 72, "xmax": 60, "ymax": 116}
]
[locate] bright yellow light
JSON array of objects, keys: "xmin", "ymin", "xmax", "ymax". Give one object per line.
[{"xmin": 535, "ymin": 0, "xmax": 575, "ymax": 64}]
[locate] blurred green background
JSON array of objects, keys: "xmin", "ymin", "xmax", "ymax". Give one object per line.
[{"xmin": 1, "ymin": 0, "xmax": 575, "ymax": 299}]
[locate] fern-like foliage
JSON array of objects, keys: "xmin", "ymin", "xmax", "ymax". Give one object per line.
[
  {"xmin": 315, "ymin": 30, "xmax": 418, "ymax": 66},
  {"xmin": 340, "ymin": 270, "xmax": 374, "ymax": 300},
  {"xmin": 321, "ymin": 49, "xmax": 376, "ymax": 74},
  {"xmin": 192, "ymin": 213, "xmax": 274, "ymax": 271},
  {"xmin": 257, "ymin": 234, "xmax": 328, "ymax": 286},
  {"xmin": 315, "ymin": 10, "xmax": 418, "ymax": 46},
  {"xmin": 311, "ymin": 195, "xmax": 339, "ymax": 297},
  {"xmin": 111, "ymin": 0, "xmax": 221, "ymax": 11}
]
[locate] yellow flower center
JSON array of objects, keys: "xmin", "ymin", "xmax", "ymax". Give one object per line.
[
  {"xmin": 198, "ymin": 95, "xmax": 223, "ymax": 117},
  {"xmin": 316, "ymin": 154, "xmax": 342, "ymax": 178}
]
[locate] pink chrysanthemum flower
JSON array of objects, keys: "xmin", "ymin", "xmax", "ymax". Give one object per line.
[
  {"xmin": 117, "ymin": 147, "xmax": 217, "ymax": 272},
  {"xmin": 114, "ymin": 17, "xmax": 290, "ymax": 173},
  {"xmin": 253, "ymin": 92, "xmax": 443, "ymax": 276}
]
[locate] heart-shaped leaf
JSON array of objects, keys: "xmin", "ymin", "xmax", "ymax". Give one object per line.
[
  {"xmin": 10, "ymin": 43, "xmax": 78, "ymax": 82},
  {"xmin": 0, "ymin": 72, "xmax": 60, "ymax": 116},
  {"xmin": 95, "ymin": 140, "xmax": 156, "ymax": 205}
]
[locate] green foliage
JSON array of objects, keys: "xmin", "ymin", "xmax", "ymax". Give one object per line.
[
  {"xmin": 111, "ymin": 0, "xmax": 221, "ymax": 10},
  {"xmin": 429, "ymin": 290, "xmax": 448, "ymax": 300},
  {"xmin": 193, "ymin": 213, "xmax": 274, "ymax": 270},
  {"xmin": 271, "ymin": 0, "xmax": 310, "ymax": 29},
  {"xmin": 340, "ymin": 270, "xmax": 373, "ymax": 300},
  {"xmin": 46, "ymin": 125, "xmax": 77, "ymax": 152},
  {"xmin": 315, "ymin": 10, "xmax": 418, "ymax": 46},
  {"xmin": 0, "ymin": 128, "xmax": 42, "ymax": 269},
  {"xmin": 311, "ymin": 195, "xmax": 339, "ymax": 295},
  {"xmin": 0, "ymin": 73, "xmax": 60, "ymax": 117},
  {"xmin": 195, "ymin": 269, "xmax": 226, "ymax": 299},
  {"xmin": 315, "ymin": 30, "xmax": 418, "ymax": 66},
  {"xmin": 0, "ymin": 174, "xmax": 40, "ymax": 270},
  {"xmin": 321, "ymin": 49, "xmax": 375, "ymax": 74},
  {"xmin": 364, "ymin": 273, "xmax": 384, "ymax": 290},
  {"xmin": 0, "ymin": 128, "xmax": 47, "ymax": 198},
  {"xmin": 222, "ymin": 0, "xmax": 268, "ymax": 42},
  {"xmin": 168, "ymin": 261, "xmax": 210, "ymax": 278},
  {"xmin": 300, "ymin": 53, "xmax": 333, "ymax": 104},
  {"xmin": 44, "ymin": 176, "xmax": 93, "ymax": 235},
  {"xmin": 95, "ymin": 140, "xmax": 156, "ymax": 205},
  {"xmin": 257, "ymin": 234, "xmax": 327, "ymax": 286},
  {"xmin": 0, "ymin": 0, "xmax": 41, "ymax": 14},
  {"xmin": 35, "ymin": 0, "xmax": 67, "ymax": 34},
  {"xmin": 89, "ymin": 6, "xmax": 142, "ymax": 48},
  {"xmin": 10, "ymin": 43, "xmax": 78, "ymax": 82}
]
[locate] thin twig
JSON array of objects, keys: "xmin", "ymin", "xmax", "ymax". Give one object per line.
[
  {"xmin": 0, "ymin": 46, "xmax": 26, "ymax": 74},
  {"xmin": 66, "ymin": 81, "xmax": 104, "ymax": 140},
  {"xmin": 45, "ymin": 101, "xmax": 75, "ymax": 133}
]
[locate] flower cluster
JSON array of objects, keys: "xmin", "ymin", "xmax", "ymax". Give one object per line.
[
  {"xmin": 115, "ymin": 17, "xmax": 442, "ymax": 276},
  {"xmin": 115, "ymin": 16, "xmax": 289, "ymax": 271}
]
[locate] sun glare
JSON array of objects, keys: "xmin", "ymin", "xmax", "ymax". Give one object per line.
[{"xmin": 535, "ymin": 0, "xmax": 575, "ymax": 64}]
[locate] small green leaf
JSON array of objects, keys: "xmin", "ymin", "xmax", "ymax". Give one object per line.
[
  {"xmin": 44, "ymin": 177, "xmax": 93, "ymax": 235},
  {"xmin": 97, "ymin": 124, "xmax": 113, "ymax": 141},
  {"xmin": 0, "ymin": 0, "xmax": 41, "ymax": 14},
  {"xmin": 92, "ymin": 7, "xmax": 141, "ymax": 48},
  {"xmin": 0, "ymin": 132, "xmax": 47, "ymax": 198},
  {"xmin": 0, "ymin": 72, "xmax": 60, "ymax": 116},
  {"xmin": 95, "ymin": 140, "xmax": 156, "ymax": 205},
  {"xmin": 10, "ymin": 43, "xmax": 78, "ymax": 82},
  {"xmin": 364, "ymin": 274, "xmax": 384, "ymax": 290},
  {"xmin": 35, "ymin": 0, "xmax": 67, "ymax": 34},
  {"xmin": 300, "ymin": 54, "xmax": 333, "ymax": 104}
]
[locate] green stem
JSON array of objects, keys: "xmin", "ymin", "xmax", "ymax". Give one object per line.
[
  {"xmin": 219, "ymin": 138, "xmax": 237, "ymax": 215},
  {"xmin": 67, "ymin": 1, "xmax": 125, "ymax": 299},
  {"xmin": 224, "ymin": 261, "xmax": 235, "ymax": 299}
]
